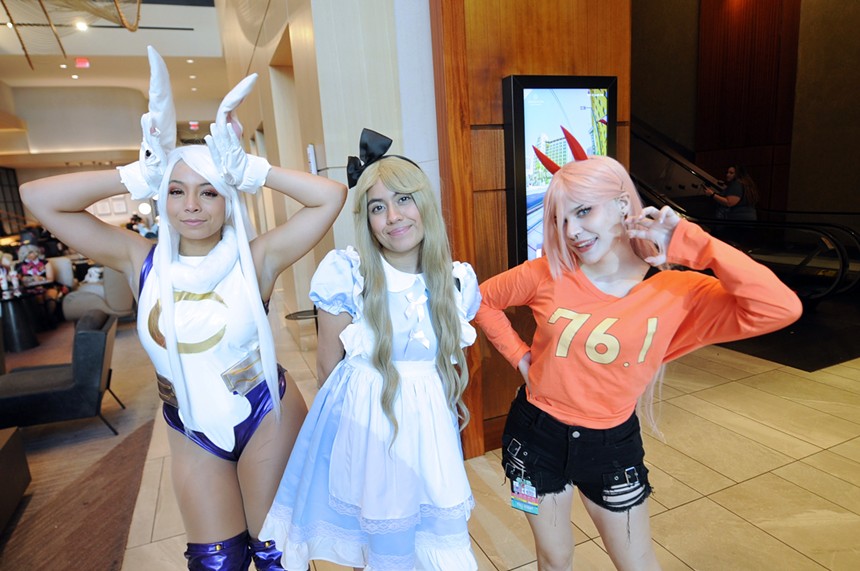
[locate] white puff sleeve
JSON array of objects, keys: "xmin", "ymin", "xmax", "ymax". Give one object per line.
[
  {"xmin": 309, "ymin": 248, "xmax": 363, "ymax": 318},
  {"xmin": 452, "ymin": 261, "xmax": 481, "ymax": 347}
]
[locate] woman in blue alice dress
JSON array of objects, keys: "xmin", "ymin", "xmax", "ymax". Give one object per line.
[{"xmin": 260, "ymin": 129, "xmax": 481, "ymax": 570}]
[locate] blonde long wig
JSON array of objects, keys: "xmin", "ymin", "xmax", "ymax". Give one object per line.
[{"xmin": 352, "ymin": 157, "xmax": 469, "ymax": 439}]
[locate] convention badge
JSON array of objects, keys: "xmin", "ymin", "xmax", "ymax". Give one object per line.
[{"xmin": 511, "ymin": 477, "xmax": 539, "ymax": 515}]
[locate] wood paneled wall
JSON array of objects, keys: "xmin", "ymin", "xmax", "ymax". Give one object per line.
[
  {"xmin": 430, "ymin": 0, "xmax": 632, "ymax": 458},
  {"xmin": 695, "ymin": 0, "xmax": 801, "ymax": 212}
]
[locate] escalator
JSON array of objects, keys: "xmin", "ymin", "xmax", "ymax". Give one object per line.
[{"xmin": 630, "ymin": 121, "xmax": 860, "ymax": 304}]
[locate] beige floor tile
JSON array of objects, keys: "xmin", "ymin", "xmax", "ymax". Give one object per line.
[
  {"xmin": 279, "ymin": 350, "xmax": 314, "ymax": 374},
  {"xmin": 711, "ymin": 473, "xmax": 860, "ymax": 569},
  {"xmin": 693, "ymin": 345, "xmax": 782, "ymax": 373},
  {"xmin": 655, "ymin": 402, "xmax": 793, "ymax": 481},
  {"xmin": 652, "ymin": 541, "xmax": 694, "ymax": 571},
  {"xmin": 126, "ymin": 457, "xmax": 165, "ymax": 548},
  {"xmin": 303, "ymin": 347, "xmax": 319, "ymax": 375},
  {"xmin": 740, "ymin": 369, "xmax": 860, "ymax": 423},
  {"xmin": 295, "ymin": 377, "xmax": 321, "ymax": 408},
  {"xmin": 802, "ymin": 450, "xmax": 860, "ymax": 488},
  {"xmin": 587, "ymin": 526, "xmax": 690, "ymax": 570},
  {"xmin": 668, "ymin": 393, "xmax": 822, "ymax": 459},
  {"xmin": 122, "ymin": 534, "xmax": 187, "ymax": 571},
  {"xmin": 832, "ymin": 436, "xmax": 860, "ymax": 463},
  {"xmin": 820, "ymin": 363, "xmax": 860, "ymax": 381},
  {"xmin": 839, "ymin": 357, "xmax": 860, "ymax": 371},
  {"xmin": 647, "ymin": 495, "xmax": 669, "ymax": 516},
  {"xmin": 312, "ymin": 560, "xmax": 350, "ymax": 570},
  {"xmin": 471, "ymin": 536, "xmax": 498, "ymax": 571},
  {"xmin": 571, "ymin": 540, "xmax": 614, "ymax": 569},
  {"xmin": 671, "ymin": 352, "xmax": 754, "ymax": 381},
  {"xmin": 663, "ymin": 360, "xmax": 734, "ymax": 394},
  {"xmin": 642, "ymin": 433, "xmax": 735, "ymax": 496},
  {"xmin": 774, "ymin": 461, "xmax": 860, "ymax": 516},
  {"xmin": 645, "ymin": 461, "xmax": 703, "ymax": 509},
  {"xmin": 780, "ymin": 366, "xmax": 860, "ymax": 396},
  {"xmin": 657, "ymin": 382, "xmax": 685, "ymax": 401},
  {"xmin": 153, "ymin": 455, "xmax": 186, "ymax": 542},
  {"xmin": 694, "ymin": 382, "xmax": 860, "ymax": 448},
  {"xmin": 651, "ymin": 497, "xmax": 826, "ymax": 570},
  {"xmin": 676, "ymin": 346, "xmax": 778, "ymax": 379},
  {"xmin": 465, "ymin": 453, "xmax": 540, "ymax": 569},
  {"xmin": 145, "ymin": 411, "xmax": 171, "ymax": 460},
  {"xmin": 570, "ymin": 492, "xmax": 600, "ymax": 539}
]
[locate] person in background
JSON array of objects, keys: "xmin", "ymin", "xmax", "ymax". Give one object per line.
[
  {"xmin": 17, "ymin": 243, "xmax": 67, "ymax": 326},
  {"xmin": 704, "ymin": 164, "xmax": 758, "ymax": 221},
  {"xmin": 20, "ymin": 47, "xmax": 346, "ymax": 571},
  {"xmin": 260, "ymin": 129, "xmax": 481, "ymax": 571},
  {"xmin": 475, "ymin": 127, "xmax": 801, "ymax": 571},
  {"xmin": 126, "ymin": 214, "xmax": 144, "ymax": 232}
]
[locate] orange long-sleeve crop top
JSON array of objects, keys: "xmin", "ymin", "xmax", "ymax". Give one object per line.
[{"xmin": 476, "ymin": 220, "xmax": 802, "ymax": 429}]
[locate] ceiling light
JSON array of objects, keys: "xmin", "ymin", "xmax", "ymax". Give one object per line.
[
  {"xmin": 59, "ymin": 64, "xmax": 68, "ymax": 69},
  {"xmin": 189, "ymin": 75, "xmax": 196, "ymax": 80},
  {"xmin": 186, "ymin": 59, "xmax": 194, "ymax": 64},
  {"xmin": 5, "ymin": 22, "xmax": 12, "ymax": 29},
  {"xmin": 71, "ymin": 74, "xmax": 79, "ymax": 80},
  {"xmin": 191, "ymin": 87, "xmax": 197, "ymax": 92},
  {"xmin": 138, "ymin": 203, "xmax": 152, "ymax": 216},
  {"xmin": 75, "ymin": 21, "xmax": 88, "ymax": 32}
]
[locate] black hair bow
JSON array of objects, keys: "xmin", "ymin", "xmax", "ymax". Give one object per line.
[{"xmin": 346, "ymin": 128, "xmax": 393, "ymax": 188}]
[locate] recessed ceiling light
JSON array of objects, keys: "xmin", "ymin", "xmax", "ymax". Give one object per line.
[
  {"xmin": 59, "ymin": 64, "xmax": 67, "ymax": 69},
  {"xmin": 191, "ymin": 87, "xmax": 197, "ymax": 92},
  {"xmin": 75, "ymin": 21, "xmax": 88, "ymax": 32},
  {"xmin": 5, "ymin": 22, "xmax": 12, "ymax": 29},
  {"xmin": 71, "ymin": 74, "xmax": 79, "ymax": 80},
  {"xmin": 186, "ymin": 59, "xmax": 194, "ymax": 64},
  {"xmin": 189, "ymin": 75, "xmax": 196, "ymax": 80}
]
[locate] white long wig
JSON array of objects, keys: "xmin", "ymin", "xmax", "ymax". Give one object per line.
[{"xmin": 153, "ymin": 145, "xmax": 279, "ymax": 427}]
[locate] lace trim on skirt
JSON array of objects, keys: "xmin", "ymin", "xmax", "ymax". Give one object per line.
[{"xmin": 329, "ymin": 494, "xmax": 475, "ymax": 534}]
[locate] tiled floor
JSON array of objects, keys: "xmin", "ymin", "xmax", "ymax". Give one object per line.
[{"xmin": 121, "ymin": 294, "xmax": 860, "ymax": 570}]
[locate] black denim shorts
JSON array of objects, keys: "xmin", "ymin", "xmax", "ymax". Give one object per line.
[{"xmin": 501, "ymin": 386, "xmax": 651, "ymax": 512}]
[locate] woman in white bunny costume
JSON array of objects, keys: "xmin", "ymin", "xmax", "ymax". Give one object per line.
[{"xmin": 21, "ymin": 47, "xmax": 346, "ymax": 570}]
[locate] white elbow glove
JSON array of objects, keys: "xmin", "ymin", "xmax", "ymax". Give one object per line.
[
  {"xmin": 204, "ymin": 74, "xmax": 271, "ymax": 194},
  {"xmin": 117, "ymin": 46, "xmax": 176, "ymax": 200}
]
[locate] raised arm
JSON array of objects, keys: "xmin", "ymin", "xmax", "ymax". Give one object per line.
[
  {"xmin": 252, "ymin": 169, "xmax": 346, "ymax": 297},
  {"xmin": 203, "ymin": 74, "xmax": 347, "ymax": 298},
  {"xmin": 20, "ymin": 170, "xmax": 152, "ymax": 279}
]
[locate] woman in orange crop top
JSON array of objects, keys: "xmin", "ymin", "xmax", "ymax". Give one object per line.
[{"xmin": 475, "ymin": 128, "xmax": 801, "ymax": 571}]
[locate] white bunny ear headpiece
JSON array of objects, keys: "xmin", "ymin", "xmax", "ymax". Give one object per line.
[
  {"xmin": 141, "ymin": 46, "xmax": 177, "ymax": 197},
  {"xmin": 117, "ymin": 46, "xmax": 177, "ymax": 200}
]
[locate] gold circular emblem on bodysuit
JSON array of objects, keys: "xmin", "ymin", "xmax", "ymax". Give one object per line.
[{"xmin": 148, "ymin": 291, "xmax": 227, "ymax": 353}]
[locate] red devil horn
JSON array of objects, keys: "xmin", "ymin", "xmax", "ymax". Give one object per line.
[
  {"xmin": 533, "ymin": 146, "xmax": 560, "ymax": 174},
  {"xmin": 561, "ymin": 126, "xmax": 588, "ymax": 161}
]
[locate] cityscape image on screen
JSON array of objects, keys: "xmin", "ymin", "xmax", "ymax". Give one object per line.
[{"xmin": 524, "ymin": 88, "xmax": 609, "ymax": 260}]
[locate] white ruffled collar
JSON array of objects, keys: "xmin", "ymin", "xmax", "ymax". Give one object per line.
[
  {"xmin": 381, "ymin": 254, "xmax": 425, "ymax": 293},
  {"xmin": 171, "ymin": 226, "xmax": 239, "ymax": 292}
]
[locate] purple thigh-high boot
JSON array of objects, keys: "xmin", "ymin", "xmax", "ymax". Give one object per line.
[
  {"xmin": 248, "ymin": 537, "xmax": 285, "ymax": 570},
  {"xmin": 184, "ymin": 530, "xmax": 252, "ymax": 570}
]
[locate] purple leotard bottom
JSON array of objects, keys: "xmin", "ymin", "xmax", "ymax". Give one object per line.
[{"xmin": 163, "ymin": 368, "xmax": 287, "ymax": 461}]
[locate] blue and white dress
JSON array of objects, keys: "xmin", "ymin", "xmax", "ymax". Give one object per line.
[{"xmin": 260, "ymin": 248, "xmax": 481, "ymax": 571}]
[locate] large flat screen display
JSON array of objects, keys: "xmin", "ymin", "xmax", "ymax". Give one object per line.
[{"xmin": 503, "ymin": 75, "xmax": 617, "ymax": 266}]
